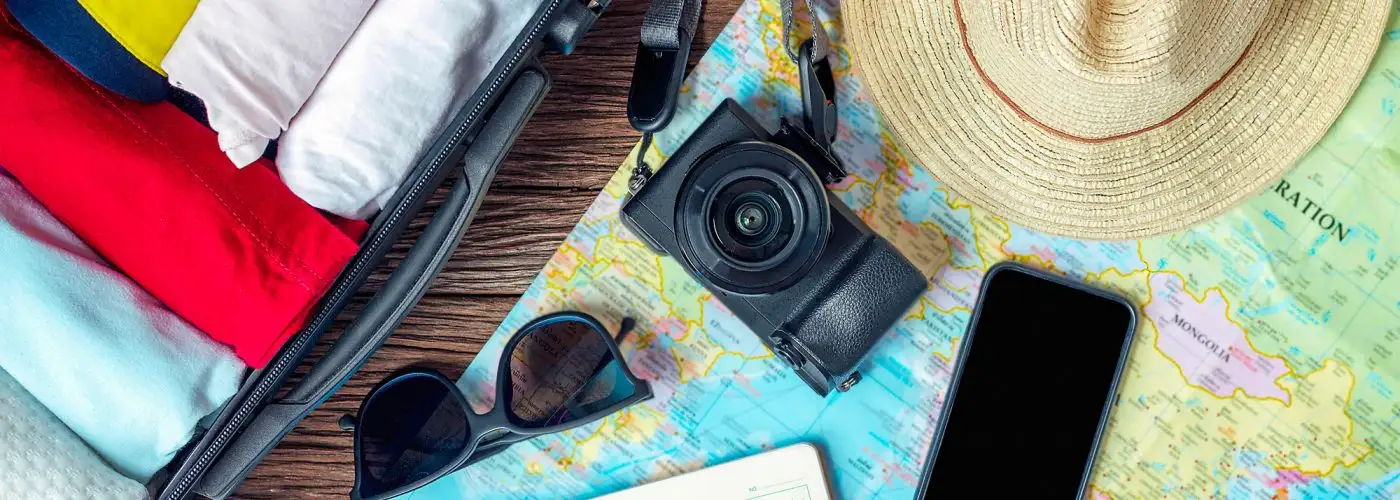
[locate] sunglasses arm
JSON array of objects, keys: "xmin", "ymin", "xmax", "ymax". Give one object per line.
[{"xmin": 616, "ymin": 316, "xmax": 636, "ymax": 342}]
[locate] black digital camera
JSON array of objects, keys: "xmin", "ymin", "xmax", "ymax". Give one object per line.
[{"xmin": 619, "ymin": 98, "xmax": 928, "ymax": 395}]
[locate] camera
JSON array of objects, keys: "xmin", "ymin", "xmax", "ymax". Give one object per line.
[{"xmin": 620, "ymin": 99, "xmax": 929, "ymax": 396}]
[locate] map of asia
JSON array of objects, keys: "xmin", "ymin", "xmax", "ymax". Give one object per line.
[{"xmin": 411, "ymin": 0, "xmax": 1400, "ymax": 498}]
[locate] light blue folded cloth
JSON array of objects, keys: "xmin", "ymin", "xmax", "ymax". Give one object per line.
[
  {"xmin": 0, "ymin": 368, "xmax": 147, "ymax": 500},
  {"xmin": 0, "ymin": 171, "xmax": 246, "ymax": 482}
]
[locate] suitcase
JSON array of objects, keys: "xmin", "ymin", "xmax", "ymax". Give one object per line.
[{"xmin": 137, "ymin": 0, "xmax": 613, "ymax": 497}]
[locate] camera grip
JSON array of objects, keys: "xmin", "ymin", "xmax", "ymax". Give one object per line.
[{"xmin": 780, "ymin": 233, "xmax": 928, "ymax": 389}]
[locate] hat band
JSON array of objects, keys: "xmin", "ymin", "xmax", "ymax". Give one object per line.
[{"xmin": 953, "ymin": 0, "xmax": 1256, "ymax": 144}]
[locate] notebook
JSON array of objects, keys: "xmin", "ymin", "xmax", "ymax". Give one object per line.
[{"xmin": 596, "ymin": 443, "xmax": 833, "ymax": 500}]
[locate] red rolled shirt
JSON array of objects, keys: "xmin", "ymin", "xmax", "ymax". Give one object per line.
[{"xmin": 0, "ymin": 14, "xmax": 363, "ymax": 367}]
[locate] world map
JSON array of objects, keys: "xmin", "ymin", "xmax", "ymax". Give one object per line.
[{"xmin": 411, "ymin": 0, "xmax": 1400, "ymax": 498}]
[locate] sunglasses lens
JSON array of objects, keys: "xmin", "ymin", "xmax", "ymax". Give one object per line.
[
  {"xmin": 356, "ymin": 374, "xmax": 470, "ymax": 497},
  {"xmin": 508, "ymin": 318, "xmax": 638, "ymax": 427}
]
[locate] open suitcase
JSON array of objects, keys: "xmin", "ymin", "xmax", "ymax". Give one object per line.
[{"xmin": 120, "ymin": 0, "xmax": 615, "ymax": 497}]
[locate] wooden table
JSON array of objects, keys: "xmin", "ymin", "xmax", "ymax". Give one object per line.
[{"xmin": 237, "ymin": 0, "xmax": 743, "ymax": 497}]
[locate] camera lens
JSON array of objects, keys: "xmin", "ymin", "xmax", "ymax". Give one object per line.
[
  {"xmin": 733, "ymin": 202, "xmax": 767, "ymax": 236},
  {"xmin": 675, "ymin": 141, "xmax": 831, "ymax": 295},
  {"xmin": 709, "ymin": 179, "xmax": 794, "ymax": 265}
]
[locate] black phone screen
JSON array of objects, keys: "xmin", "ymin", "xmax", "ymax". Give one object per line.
[{"xmin": 922, "ymin": 264, "xmax": 1136, "ymax": 497}]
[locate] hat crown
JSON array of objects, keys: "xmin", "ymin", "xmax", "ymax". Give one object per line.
[{"xmin": 961, "ymin": 0, "xmax": 1271, "ymax": 139}]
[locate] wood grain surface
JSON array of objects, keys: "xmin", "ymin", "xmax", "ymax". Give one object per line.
[{"xmin": 235, "ymin": 0, "xmax": 743, "ymax": 497}]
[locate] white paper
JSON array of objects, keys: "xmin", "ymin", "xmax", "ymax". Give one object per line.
[{"xmin": 596, "ymin": 443, "xmax": 834, "ymax": 500}]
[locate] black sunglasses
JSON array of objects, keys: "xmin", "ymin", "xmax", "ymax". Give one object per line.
[{"xmin": 347, "ymin": 311, "xmax": 654, "ymax": 500}]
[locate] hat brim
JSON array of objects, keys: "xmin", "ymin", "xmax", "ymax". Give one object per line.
[
  {"xmin": 7, "ymin": 0, "xmax": 169, "ymax": 103},
  {"xmin": 845, "ymin": 0, "xmax": 1389, "ymax": 239}
]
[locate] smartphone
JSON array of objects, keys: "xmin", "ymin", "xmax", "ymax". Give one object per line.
[{"xmin": 916, "ymin": 262, "xmax": 1137, "ymax": 498}]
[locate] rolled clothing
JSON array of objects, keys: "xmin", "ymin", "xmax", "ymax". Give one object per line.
[
  {"xmin": 278, "ymin": 0, "xmax": 535, "ymax": 219},
  {"xmin": 0, "ymin": 171, "xmax": 245, "ymax": 482},
  {"xmin": 0, "ymin": 368, "xmax": 148, "ymax": 500},
  {"xmin": 161, "ymin": 0, "xmax": 376, "ymax": 167},
  {"xmin": 0, "ymin": 19, "xmax": 362, "ymax": 369},
  {"xmin": 3, "ymin": 0, "xmax": 187, "ymax": 102}
]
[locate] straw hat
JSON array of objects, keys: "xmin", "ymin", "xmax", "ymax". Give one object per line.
[{"xmin": 844, "ymin": 0, "xmax": 1389, "ymax": 239}]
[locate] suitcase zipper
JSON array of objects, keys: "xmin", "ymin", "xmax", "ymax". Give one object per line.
[{"xmin": 163, "ymin": 1, "xmax": 565, "ymax": 497}]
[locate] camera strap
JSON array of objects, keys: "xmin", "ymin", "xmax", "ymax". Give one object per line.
[{"xmin": 627, "ymin": 0, "xmax": 839, "ymax": 193}]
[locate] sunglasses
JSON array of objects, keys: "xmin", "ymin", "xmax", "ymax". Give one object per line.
[{"xmin": 347, "ymin": 311, "xmax": 654, "ymax": 500}]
